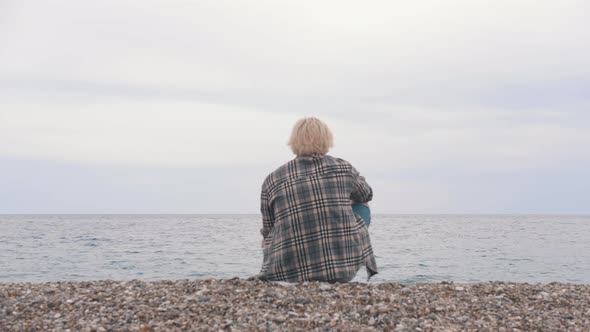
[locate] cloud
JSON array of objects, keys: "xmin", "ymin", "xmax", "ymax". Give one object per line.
[
  {"xmin": 0, "ymin": 104, "xmax": 298, "ymax": 166},
  {"xmin": 2, "ymin": 104, "xmax": 588, "ymax": 174},
  {"xmin": 1, "ymin": 0, "xmax": 589, "ymax": 108},
  {"xmin": 0, "ymin": 158, "xmax": 268, "ymax": 214}
]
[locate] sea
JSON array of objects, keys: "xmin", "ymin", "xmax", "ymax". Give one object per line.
[{"xmin": 1, "ymin": 214, "xmax": 589, "ymax": 284}]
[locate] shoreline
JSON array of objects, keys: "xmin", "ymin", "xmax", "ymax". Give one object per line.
[{"xmin": 2, "ymin": 279, "xmax": 589, "ymax": 331}]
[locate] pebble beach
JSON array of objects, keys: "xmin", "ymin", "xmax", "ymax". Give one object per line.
[{"xmin": 1, "ymin": 278, "xmax": 589, "ymax": 331}]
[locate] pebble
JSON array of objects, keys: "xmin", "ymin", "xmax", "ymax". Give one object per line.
[
  {"xmin": 294, "ymin": 297, "xmax": 311, "ymax": 304},
  {"xmin": 0, "ymin": 279, "xmax": 589, "ymax": 330},
  {"xmin": 271, "ymin": 315, "xmax": 287, "ymax": 323}
]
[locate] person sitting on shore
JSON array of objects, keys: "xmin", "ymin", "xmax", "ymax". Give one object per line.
[{"xmin": 256, "ymin": 117, "xmax": 377, "ymax": 283}]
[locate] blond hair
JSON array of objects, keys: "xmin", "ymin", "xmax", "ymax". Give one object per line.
[{"xmin": 288, "ymin": 117, "xmax": 334, "ymax": 156}]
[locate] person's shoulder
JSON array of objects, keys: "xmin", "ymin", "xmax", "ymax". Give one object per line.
[
  {"xmin": 262, "ymin": 159, "xmax": 295, "ymax": 189},
  {"xmin": 323, "ymin": 155, "xmax": 354, "ymax": 169}
]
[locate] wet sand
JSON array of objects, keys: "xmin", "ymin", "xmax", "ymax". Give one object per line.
[{"xmin": 1, "ymin": 278, "xmax": 589, "ymax": 331}]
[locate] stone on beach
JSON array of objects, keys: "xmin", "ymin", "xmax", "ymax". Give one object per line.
[{"xmin": 1, "ymin": 279, "xmax": 589, "ymax": 331}]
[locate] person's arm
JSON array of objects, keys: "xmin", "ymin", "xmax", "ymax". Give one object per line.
[
  {"xmin": 350, "ymin": 166, "xmax": 373, "ymax": 203},
  {"xmin": 260, "ymin": 187, "xmax": 274, "ymax": 240}
]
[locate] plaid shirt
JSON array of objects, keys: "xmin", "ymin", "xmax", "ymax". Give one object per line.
[{"xmin": 258, "ymin": 154, "xmax": 378, "ymax": 282}]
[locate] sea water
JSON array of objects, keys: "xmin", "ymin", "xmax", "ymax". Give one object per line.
[{"xmin": 1, "ymin": 214, "xmax": 589, "ymax": 283}]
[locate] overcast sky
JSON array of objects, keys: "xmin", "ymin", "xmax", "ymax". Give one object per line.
[{"xmin": 1, "ymin": 0, "xmax": 589, "ymax": 214}]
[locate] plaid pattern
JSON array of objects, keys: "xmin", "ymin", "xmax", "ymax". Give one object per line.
[{"xmin": 258, "ymin": 154, "xmax": 378, "ymax": 282}]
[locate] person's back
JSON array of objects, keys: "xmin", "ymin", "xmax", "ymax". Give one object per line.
[{"xmin": 257, "ymin": 117, "xmax": 377, "ymax": 283}]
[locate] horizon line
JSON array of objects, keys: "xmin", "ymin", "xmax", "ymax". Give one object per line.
[{"xmin": 1, "ymin": 213, "xmax": 589, "ymax": 217}]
